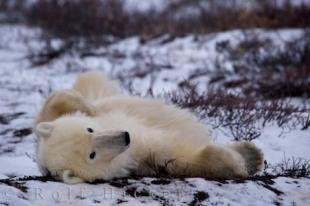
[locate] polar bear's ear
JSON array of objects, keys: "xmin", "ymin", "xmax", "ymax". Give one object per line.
[{"xmin": 36, "ymin": 122, "xmax": 54, "ymax": 139}]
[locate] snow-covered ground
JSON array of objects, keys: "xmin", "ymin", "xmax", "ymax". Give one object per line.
[{"xmin": 0, "ymin": 24, "xmax": 309, "ymax": 205}]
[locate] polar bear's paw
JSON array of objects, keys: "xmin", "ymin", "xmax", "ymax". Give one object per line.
[
  {"xmin": 231, "ymin": 142, "xmax": 264, "ymax": 175},
  {"xmin": 47, "ymin": 90, "xmax": 95, "ymax": 116}
]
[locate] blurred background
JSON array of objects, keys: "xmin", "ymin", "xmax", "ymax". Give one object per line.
[
  {"xmin": 0, "ymin": 0, "xmax": 309, "ymax": 205},
  {"xmin": 1, "ymin": 0, "xmax": 309, "ymax": 37}
]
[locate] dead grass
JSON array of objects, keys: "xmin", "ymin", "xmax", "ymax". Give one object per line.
[
  {"xmin": 271, "ymin": 156, "xmax": 310, "ymax": 178},
  {"xmin": 166, "ymin": 81, "xmax": 309, "ymax": 141},
  {"xmin": 0, "ymin": 0, "xmax": 26, "ymax": 23},
  {"xmin": 212, "ymin": 31, "xmax": 310, "ymax": 99},
  {"xmin": 25, "ymin": 0, "xmax": 127, "ymax": 38}
]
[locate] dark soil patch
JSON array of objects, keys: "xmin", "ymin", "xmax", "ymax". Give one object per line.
[
  {"xmin": 75, "ymin": 195, "xmax": 86, "ymax": 200},
  {"xmin": 0, "ymin": 179, "xmax": 28, "ymax": 193},
  {"xmin": 260, "ymin": 183, "xmax": 284, "ymax": 196},
  {"xmin": 0, "ymin": 147, "xmax": 15, "ymax": 155},
  {"xmin": 125, "ymin": 187, "xmax": 150, "ymax": 198},
  {"xmin": 232, "ymin": 179, "xmax": 246, "ymax": 184},
  {"xmin": 0, "ymin": 129, "xmax": 13, "ymax": 136},
  {"xmin": 109, "ymin": 179, "xmax": 131, "ymax": 188},
  {"xmin": 13, "ymin": 128, "xmax": 32, "ymax": 138},
  {"xmin": 150, "ymin": 179, "xmax": 171, "ymax": 185},
  {"xmin": 14, "ymin": 175, "xmax": 58, "ymax": 182},
  {"xmin": 248, "ymin": 175, "xmax": 276, "ymax": 185},
  {"xmin": 93, "ymin": 199, "xmax": 101, "ymax": 204},
  {"xmin": 189, "ymin": 191, "xmax": 209, "ymax": 206},
  {"xmin": 116, "ymin": 199, "xmax": 128, "ymax": 204},
  {"xmin": 232, "ymin": 175, "xmax": 276, "ymax": 185},
  {"xmin": 0, "ymin": 112, "xmax": 25, "ymax": 125},
  {"xmin": 89, "ymin": 177, "xmax": 132, "ymax": 187}
]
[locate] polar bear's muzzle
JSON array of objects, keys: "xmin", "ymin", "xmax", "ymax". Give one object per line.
[
  {"xmin": 92, "ymin": 130, "xmax": 130, "ymax": 147},
  {"xmin": 89, "ymin": 130, "xmax": 131, "ymax": 162}
]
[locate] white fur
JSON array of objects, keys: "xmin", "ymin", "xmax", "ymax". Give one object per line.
[{"xmin": 35, "ymin": 71, "xmax": 263, "ymax": 183}]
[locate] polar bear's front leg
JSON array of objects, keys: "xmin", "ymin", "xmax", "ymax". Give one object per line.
[{"xmin": 35, "ymin": 89, "xmax": 96, "ymax": 125}]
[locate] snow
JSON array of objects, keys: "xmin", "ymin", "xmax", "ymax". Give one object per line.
[
  {"xmin": 123, "ymin": 0, "xmax": 169, "ymax": 12},
  {"xmin": 0, "ymin": 24, "xmax": 309, "ymax": 205},
  {"xmin": 123, "ymin": 0, "xmax": 310, "ymax": 13}
]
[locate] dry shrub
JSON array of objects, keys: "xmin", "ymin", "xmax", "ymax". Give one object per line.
[
  {"xmin": 154, "ymin": 0, "xmax": 310, "ymax": 36},
  {"xmin": 27, "ymin": 39, "xmax": 74, "ymax": 66},
  {"xmin": 25, "ymin": 0, "xmax": 127, "ymax": 38},
  {"xmin": 271, "ymin": 156, "xmax": 310, "ymax": 178},
  {"xmin": 166, "ymin": 81, "xmax": 309, "ymax": 141},
  {"xmin": 212, "ymin": 31, "xmax": 310, "ymax": 99},
  {"xmin": 1, "ymin": 0, "xmax": 307, "ymax": 39},
  {"xmin": 0, "ymin": 0, "xmax": 26, "ymax": 23},
  {"xmin": 3, "ymin": 0, "xmax": 308, "ymax": 67}
]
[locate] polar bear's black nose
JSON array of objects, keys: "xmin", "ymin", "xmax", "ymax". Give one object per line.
[{"xmin": 124, "ymin": 132, "xmax": 130, "ymax": 146}]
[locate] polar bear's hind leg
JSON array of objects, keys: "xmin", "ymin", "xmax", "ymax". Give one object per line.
[{"xmin": 231, "ymin": 142, "xmax": 264, "ymax": 175}]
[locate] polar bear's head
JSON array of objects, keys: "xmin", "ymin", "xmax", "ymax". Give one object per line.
[{"xmin": 35, "ymin": 114, "xmax": 131, "ymax": 184}]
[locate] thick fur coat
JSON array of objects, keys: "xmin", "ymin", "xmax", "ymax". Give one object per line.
[{"xmin": 34, "ymin": 72, "xmax": 263, "ymax": 184}]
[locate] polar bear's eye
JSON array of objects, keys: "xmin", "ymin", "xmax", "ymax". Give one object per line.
[
  {"xmin": 86, "ymin": 128, "xmax": 94, "ymax": 133},
  {"xmin": 89, "ymin": 152, "xmax": 96, "ymax": 159}
]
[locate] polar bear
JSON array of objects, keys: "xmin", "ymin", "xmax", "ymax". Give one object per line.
[{"xmin": 34, "ymin": 71, "xmax": 263, "ymax": 184}]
